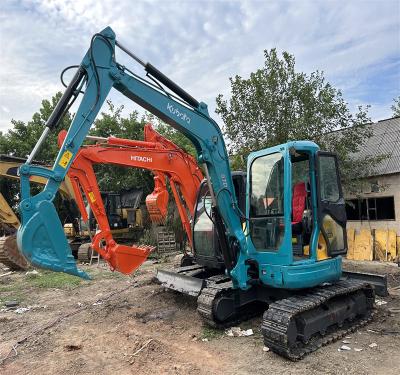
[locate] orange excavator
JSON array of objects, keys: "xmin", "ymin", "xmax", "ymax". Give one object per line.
[{"xmin": 58, "ymin": 123, "xmax": 203, "ymax": 274}]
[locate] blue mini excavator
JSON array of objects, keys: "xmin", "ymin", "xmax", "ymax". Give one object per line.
[{"xmin": 17, "ymin": 27, "xmax": 375, "ymax": 360}]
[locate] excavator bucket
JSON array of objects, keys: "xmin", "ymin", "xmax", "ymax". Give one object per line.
[
  {"xmin": 104, "ymin": 243, "xmax": 154, "ymax": 274},
  {"xmin": 146, "ymin": 189, "xmax": 169, "ymax": 224},
  {"xmin": 145, "ymin": 174, "xmax": 169, "ymax": 224},
  {"xmin": 17, "ymin": 199, "xmax": 90, "ymax": 279}
]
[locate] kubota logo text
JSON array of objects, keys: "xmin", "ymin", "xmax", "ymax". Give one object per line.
[
  {"xmin": 167, "ymin": 102, "xmax": 191, "ymax": 124},
  {"xmin": 130, "ymin": 155, "xmax": 152, "ymax": 163}
]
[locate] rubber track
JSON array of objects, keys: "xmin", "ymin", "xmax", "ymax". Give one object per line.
[
  {"xmin": 197, "ymin": 275, "xmax": 264, "ymax": 328},
  {"xmin": 0, "ymin": 235, "xmax": 29, "ymax": 270},
  {"xmin": 261, "ymin": 280, "xmax": 375, "ymax": 360}
]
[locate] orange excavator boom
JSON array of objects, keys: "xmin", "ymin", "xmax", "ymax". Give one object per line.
[{"xmin": 58, "ymin": 124, "xmax": 203, "ymax": 275}]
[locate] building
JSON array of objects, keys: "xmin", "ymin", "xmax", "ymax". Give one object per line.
[{"xmin": 343, "ymin": 116, "xmax": 400, "ymax": 261}]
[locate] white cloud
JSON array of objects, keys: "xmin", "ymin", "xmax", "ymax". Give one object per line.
[
  {"xmin": 1, "ymin": 105, "xmax": 10, "ymax": 114},
  {"xmin": 0, "ymin": 0, "xmax": 398, "ymax": 133}
]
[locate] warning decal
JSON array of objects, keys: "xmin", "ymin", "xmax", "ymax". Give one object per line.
[
  {"xmin": 88, "ymin": 191, "xmax": 96, "ymax": 203},
  {"xmin": 58, "ymin": 150, "xmax": 73, "ymax": 169}
]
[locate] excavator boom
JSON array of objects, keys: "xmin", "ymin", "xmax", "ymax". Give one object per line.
[
  {"xmin": 59, "ymin": 123, "xmax": 202, "ymax": 274},
  {"xmin": 17, "ymin": 26, "xmax": 244, "ymax": 282}
]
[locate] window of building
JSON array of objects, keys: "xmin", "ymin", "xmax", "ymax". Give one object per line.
[{"xmin": 345, "ymin": 197, "xmax": 395, "ymax": 221}]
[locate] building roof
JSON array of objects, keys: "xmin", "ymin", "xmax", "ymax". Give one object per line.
[{"xmin": 351, "ymin": 116, "xmax": 400, "ymax": 177}]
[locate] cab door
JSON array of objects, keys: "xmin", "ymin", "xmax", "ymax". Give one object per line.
[{"xmin": 316, "ymin": 152, "xmax": 347, "ymax": 256}]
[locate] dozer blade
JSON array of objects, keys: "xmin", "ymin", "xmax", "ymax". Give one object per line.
[
  {"xmin": 17, "ymin": 200, "xmax": 90, "ymax": 279},
  {"xmin": 105, "ymin": 244, "xmax": 154, "ymax": 274},
  {"xmin": 146, "ymin": 189, "xmax": 169, "ymax": 224},
  {"xmin": 156, "ymin": 265, "xmax": 206, "ymax": 297}
]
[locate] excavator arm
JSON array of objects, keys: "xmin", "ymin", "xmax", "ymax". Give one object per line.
[
  {"xmin": 17, "ymin": 27, "xmax": 248, "ymax": 287},
  {"xmin": 58, "ymin": 123, "xmax": 202, "ymax": 273}
]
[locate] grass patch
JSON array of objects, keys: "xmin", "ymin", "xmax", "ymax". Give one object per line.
[
  {"xmin": 0, "ymin": 291, "xmax": 27, "ymax": 307},
  {"xmin": 0, "ymin": 270, "xmax": 86, "ymax": 307},
  {"xmin": 0, "ymin": 284, "xmax": 22, "ymax": 293},
  {"xmin": 0, "ymin": 277, "xmax": 28, "ymax": 306},
  {"xmin": 29, "ymin": 271, "xmax": 83, "ymax": 289},
  {"xmin": 201, "ymin": 326, "xmax": 224, "ymax": 341}
]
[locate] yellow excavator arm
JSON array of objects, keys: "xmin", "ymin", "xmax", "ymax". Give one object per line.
[
  {"xmin": 0, "ymin": 193, "xmax": 20, "ymax": 230},
  {"xmin": 0, "ymin": 155, "xmax": 75, "ymax": 199}
]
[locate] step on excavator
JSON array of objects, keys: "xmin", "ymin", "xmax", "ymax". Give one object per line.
[
  {"xmin": 58, "ymin": 123, "xmax": 203, "ymax": 274},
  {"xmin": 17, "ymin": 27, "xmax": 375, "ymax": 359}
]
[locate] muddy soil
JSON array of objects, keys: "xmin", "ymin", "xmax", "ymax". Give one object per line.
[{"xmin": 1, "ymin": 260, "xmax": 399, "ymax": 375}]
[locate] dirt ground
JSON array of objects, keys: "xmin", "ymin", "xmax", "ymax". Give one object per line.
[{"xmin": 0, "ymin": 258, "xmax": 399, "ymax": 375}]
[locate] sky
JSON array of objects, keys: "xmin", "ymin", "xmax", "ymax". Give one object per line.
[{"xmin": 0, "ymin": 0, "xmax": 399, "ymax": 133}]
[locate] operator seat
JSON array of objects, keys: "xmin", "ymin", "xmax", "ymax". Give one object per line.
[
  {"xmin": 292, "ymin": 181, "xmax": 307, "ymax": 256},
  {"xmin": 292, "ymin": 181, "xmax": 307, "ymax": 234}
]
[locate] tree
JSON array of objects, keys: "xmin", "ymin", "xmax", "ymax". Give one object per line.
[
  {"xmin": 391, "ymin": 96, "xmax": 400, "ymax": 117},
  {"xmin": 216, "ymin": 49, "xmax": 382, "ymax": 193}
]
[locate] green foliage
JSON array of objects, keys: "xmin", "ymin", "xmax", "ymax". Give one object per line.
[
  {"xmin": 0, "ymin": 270, "xmax": 84, "ymax": 307},
  {"xmin": 164, "ymin": 194, "xmax": 186, "ymax": 245},
  {"xmin": 216, "ymin": 49, "xmax": 382, "ymax": 193},
  {"xmin": 28, "ymin": 270, "xmax": 83, "ymax": 289},
  {"xmin": 391, "ymin": 96, "xmax": 400, "ymax": 117},
  {"xmin": 139, "ymin": 226, "xmax": 158, "ymax": 246},
  {"xmin": 89, "ymin": 101, "xmax": 154, "ymax": 194},
  {"xmin": 201, "ymin": 326, "xmax": 223, "ymax": 340}
]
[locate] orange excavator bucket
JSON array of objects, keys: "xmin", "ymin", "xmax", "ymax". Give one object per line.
[
  {"xmin": 145, "ymin": 174, "xmax": 169, "ymax": 224},
  {"xmin": 91, "ymin": 231, "xmax": 154, "ymax": 274}
]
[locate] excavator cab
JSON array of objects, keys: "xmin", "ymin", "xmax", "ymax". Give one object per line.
[
  {"xmin": 183, "ymin": 142, "xmax": 347, "ymax": 289},
  {"xmin": 244, "ymin": 142, "xmax": 348, "ymax": 287}
]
